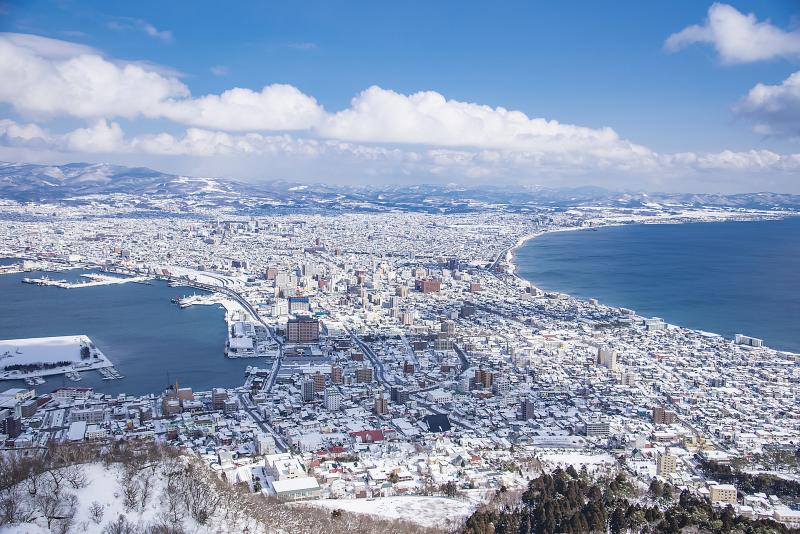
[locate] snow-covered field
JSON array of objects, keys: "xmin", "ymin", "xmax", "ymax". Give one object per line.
[
  {"xmin": 0, "ymin": 335, "xmax": 112, "ymax": 379},
  {"xmin": 299, "ymin": 495, "xmax": 475, "ymax": 529}
]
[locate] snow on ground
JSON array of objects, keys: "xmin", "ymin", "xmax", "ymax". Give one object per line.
[
  {"xmin": 299, "ymin": 495, "xmax": 475, "ymax": 529},
  {"xmin": 165, "ymin": 265, "xmax": 240, "ymax": 288},
  {"xmin": 2, "ymin": 463, "xmax": 219, "ymax": 534},
  {"xmin": 0, "ymin": 524, "xmax": 50, "ymax": 534},
  {"xmin": 0, "ymin": 335, "xmax": 112, "ymax": 379},
  {"xmin": 69, "ymin": 463, "xmax": 142, "ymax": 532}
]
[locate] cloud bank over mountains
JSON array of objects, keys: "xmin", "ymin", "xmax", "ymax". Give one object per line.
[{"xmin": 1, "ymin": 5, "xmax": 800, "ymax": 192}]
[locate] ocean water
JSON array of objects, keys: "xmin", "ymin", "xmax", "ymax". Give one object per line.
[
  {"xmin": 0, "ymin": 267, "xmax": 257, "ymax": 396},
  {"xmin": 514, "ymin": 218, "xmax": 800, "ymax": 353}
]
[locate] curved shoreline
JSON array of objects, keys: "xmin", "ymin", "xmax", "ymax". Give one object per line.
[{"xmin": 506, "ymin": 217, "xmax": 800, "ymax": 354}]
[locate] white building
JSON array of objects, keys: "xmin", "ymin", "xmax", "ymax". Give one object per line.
[{"xmin": 324, "ymin": 387, "xmax": 342, "ymax": 411}]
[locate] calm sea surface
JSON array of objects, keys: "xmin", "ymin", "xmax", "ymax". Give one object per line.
[
  {"xmin": 0, "ymin": 266, "xmax": 256, "ymax": 395},
  {"xmin": 514, "ymin": 218, "xmax": 800, "ymax": 353}
]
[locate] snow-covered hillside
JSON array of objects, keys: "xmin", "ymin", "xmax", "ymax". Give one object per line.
[{"xmin": 0, "ymin": 443, "xmax": 442, "ymax": 534}]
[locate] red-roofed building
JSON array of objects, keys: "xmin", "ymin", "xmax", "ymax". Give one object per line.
[{"xmin": 349, "ymin": 429, "xmax": 394, "ymax": 443}]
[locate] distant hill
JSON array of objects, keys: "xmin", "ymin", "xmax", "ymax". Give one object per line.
[{"xmin": 2, "ymin": 161, "xmax": 800, "ymax": 212}]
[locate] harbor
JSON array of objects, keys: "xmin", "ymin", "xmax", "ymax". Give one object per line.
[
  {"xmin": 0, "ymin": 334, "xmax": 114, "ymax": 380},
  {"xmin": 22, "ymin": 272, "xmax": 152, "ymax": 288},
  {"xmin": 0, "ymin": 265, "xmax": 258, "ymax": 396}
]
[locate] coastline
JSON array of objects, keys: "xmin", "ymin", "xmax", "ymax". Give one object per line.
[
  {"xmin": 505, "ymin": 215, "xmax": 800, "ymax": 354},
  {"xmin": 0, "ymin": 265, "xmax": 247, "ymax": 395}
]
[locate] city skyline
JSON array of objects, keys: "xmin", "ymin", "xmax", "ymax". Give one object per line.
[{"xmin": 2, "ymin": 1, "xmax": 800, "ymax": 192}]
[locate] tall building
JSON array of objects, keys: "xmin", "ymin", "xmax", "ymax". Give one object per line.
[
  {"xmin": 391, "ymin": 386, "xmax": 410, "ymax": 404},
  {"xmin": 331, "ymin": 366, "xmax": 343, "ymax": 384},
  {"xmin": 521, "ymin": 398, "xmax": 536, "ymax": 420},
  {"xmin": 301, "ymin": 379, "xmax": 315, "ymax": 402},
  {"xmin": 355, "ymin": 366, "xmax": 374, "ymax": 383},
  {"xmin": 287, "ymin": 317, "xmax": 319, "ymax": 343},
  {"xmin": 653, "ymin": 406, "xmax": 677, "ymax": 425},
  {"xmin": 473, "ymin": 368, "xmax": 493, "ymax": 389},
  {"xmin": 492, "ymin": 379, "xmax": 511, "ymax": 396},
  {"xmin": 312, "ymin": 371, "xmax": 326, "ymax": 392},
  {"xmin": 656, "ymin": 450, "xmax": 677, "ymax": 476},
  {"xmin": 597, "ymin": 346, "xmax": 618, "ymax": 371},
  {"xmin": 374, "ymin": 394, "xmax": 389, "ymax": 415},
  {"xmin": 211, "ymin": 388, "xmax": 228, "ymax": 411},
  {"xmin": 415, "ymin": 278, "xmax": 441, "ymax": 293},
  {"xmin": 324, "ymin": 388, "xmax": 342, "ymax": 411},
  {"xmin": 1, "ymin": 415, "xmax": 22, "ymax": 438}
]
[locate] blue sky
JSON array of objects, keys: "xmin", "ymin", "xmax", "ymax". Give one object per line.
[{"xmin": 1, "ymin": 1, "xmax": 800, "ymax": 191}]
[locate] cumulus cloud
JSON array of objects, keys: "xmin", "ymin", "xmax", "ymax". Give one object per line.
[
  {"xmin": 0, "ymin": 33, "xmax": 322, "ymax": 130},
  {"xmin": 665, "ymin": 3, "xmax": 800, "ymax": 64},
  {"xmin": 2, "ymin": 32, "xmax": 800, "ymax": 190},
  {"xmin": 163, "ymin": 85, "xmax": 323, "ymax": 131},
  {"xmin": 317, "ymin": 86, "xmax": 650, "ymax": 160},
  {"xmin": 735, "ymin": 71, "xmax": 800, "ymax": 136},
  {"xmin": 64, "ymin": 120, "xmax": 126, "ymax": 153},
  {"xmin": 0, "ymin": 33, "xmax": 189, "ymax": 119}
]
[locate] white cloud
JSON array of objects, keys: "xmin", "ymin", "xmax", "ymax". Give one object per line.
[
  {"xmin": 163, "ymin": 85, "xmax": 324, "ymax": 131},
  {"xmin": 665, "ymin": 3, "xmax": 800, "ymax": 64},
  {"xmin": 0, "ymin": 118, "xmax": 50, "ymax": 142},
  {"xmin": 0, "ymin": 33, "xmax": 323, "ymax": 131},
  {"xmin": 2, "ymin": 32, "xmax": 800, "ymax": 190},
  {"xmin": 735, "ymin": 71, "xmax": 800, "ymax": 136},
  {"xmin": 1, "ymin": 32, "xmax": 98, "ymax": 59},
  {"xmin": 0, "ymin": 34, "xmax": 189, "ymax": 119},
  {"xmin": 317, "ymin": 86, "xmax": 650, "ymax": 161},
  {"xmin": 3, "ymin": 118, "xmax": 799, "ymax": 191},
  {"xmin": 210, "ymin": 65, "xmax": 228, "ymax": 76},
  {"xmin": 107, "ymin": 18, "xmax": 173, "ymax": 42},
  {"xmin": 64, "ymin": 120, "xmax": 125, "ymax": 153}
]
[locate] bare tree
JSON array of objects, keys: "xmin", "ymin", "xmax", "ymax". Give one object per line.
[
  {"xmin": 64, "ymin": 463, "xmax": 89, "ymax": 490},
  {"xmin": 33, "ymin": 487, "xmax": 77, "ymax": 530},
  {"xmin": 176, "ymin": 464, "xmax": 221, "ymax": 524},
  {"xmin": 102, "ymin": 514, "xmax": 140, "ymax": 534},
  {"xmin": 138, "ymin": 465, "xmax": 156, "ymax": 511},
  {"xmin": 89, "ymin": 500, "xmax": 105, "ymax": 524},
  {"xmin": 144, "ymin": 515, "xmax": 186, "ymax": 534},
  {"xmin": 159, "ymin": 470, "xmax": 185, "ymax": 526}
]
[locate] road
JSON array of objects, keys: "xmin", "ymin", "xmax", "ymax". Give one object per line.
[
  {"xmin": 162, "ymin": 275, "xmax": 285, "ymax": 394},
  {"xmin": 350, "ymin": 333, "xmax": 392, "ymax": 388},
  {"xmin": 237, "ymin": 392, "xmax": 289, "ymax": 452},
  {"xmin": 349, "ymin": 330, "xmax": 472, "ymax": 430}
]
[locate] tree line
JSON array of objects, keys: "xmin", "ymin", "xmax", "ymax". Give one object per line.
[{"xmin": 463, "ymin": 465, "xmax": 797, "ymax": 534}]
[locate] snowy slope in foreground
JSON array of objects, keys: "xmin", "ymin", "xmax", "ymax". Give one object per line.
[{"xmin": 300, "ymin": 496, "xmax": 474, "ymax": 529}]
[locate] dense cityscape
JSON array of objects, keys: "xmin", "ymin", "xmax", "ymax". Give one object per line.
[
  {"xmin": 0, "ymin": 192, "xmax": 798, "ymax": 532},
  {"xmin": 3, "ymin": 0, "xmax": 800, "ymax": 532}
]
